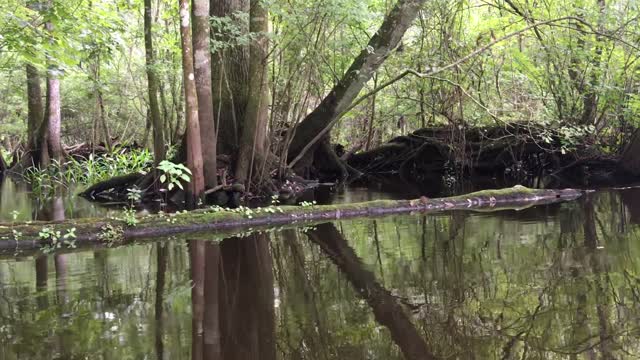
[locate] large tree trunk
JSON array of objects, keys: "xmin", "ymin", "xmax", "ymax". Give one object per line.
[
  {"xmin": 26, "ymin": 64, "xmax": 44, "ymax": 166},
  {"xmin": 210, "ymin": 0, "xmax": 250, "ymax": 156},
  {"xmin": 193, "ymin": 0, "xmax": 218, "ymax": 189},
  {"xmin": 235, "ymin": 0, "xmax": 269, "ymax": 185},
  {"xmin": 144, "ymin": 0, "xmax": 166, "ymax": 167},
  {"xmin": 286, "ymin": 0, "xmax": 426, "ymax": 175},
  {"xmin": 179, "ymin": 0, "xmax": 205, "ymax": 204}
]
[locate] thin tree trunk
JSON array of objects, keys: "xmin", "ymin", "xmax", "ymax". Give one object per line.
[
  {"xmin": 45, "ymin": 9, "xmax": 62, "ymax": 164},
  {"xmin": 365, "ymin": 74, "xmax": 377, "ymax": 151},
  {"xmin": 580, "ymin": 0, "xmax": 606, "ymax": 125},
  {"xmin": 179, "ymin": 0, "xmax": 205, "ymax": 204},
  {"xmin": 193, "ymin": 0, "xmax": 218, "ymax": 189},
  {"xmin": 287, "ymin": 0, "xmax": 426, "ymax": 172},
  {"xmin": 93, "ymin": 56, "xmax": 112, "ymax": 151},
  {"xmin": 235, "ymin": 0, "xmax": 269, "ymax": 185},
  {"xmin": 144, "ymin": 0, "xmax": 166, "ymax": 166}
]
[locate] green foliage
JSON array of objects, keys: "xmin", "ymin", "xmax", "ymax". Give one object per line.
[
  {"xmin": 126, "ymin": 186, "xmax": 143, "ymax": 205},
  {"xmin": 24, "ymin": 148, "xmax": 152, "ymax": 194},
  {"xmin": 99, "ymin": 223, "xmax": 124, "ymax": 247},
  {"xmin": 122, "ymin": 208, "xmax": 138, "ymax": 226},
  {"xmin": 157, "ymin": 160, "xmax": 191, "ymax": 191},
  {"xmin": 38, "ymin": 226, "xmax": 76, "ymax": 253}
]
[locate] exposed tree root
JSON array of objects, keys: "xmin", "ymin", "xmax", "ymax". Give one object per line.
[{"xmin": 346, "ymin": 124, "xmax": 634, "ymax": 187}]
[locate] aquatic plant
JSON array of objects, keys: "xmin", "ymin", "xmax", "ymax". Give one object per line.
[{"xmin": 24, "ymin": 148, "xmax": 153, "ymax": 195}]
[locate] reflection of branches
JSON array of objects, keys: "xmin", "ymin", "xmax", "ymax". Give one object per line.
[
  {"xmin": 306, "ymin": 223, "xmax": 436, "ymax": 360},
  {"xmin": 280, "ymin": 229, "xmax": 333, "ymax": 359}
]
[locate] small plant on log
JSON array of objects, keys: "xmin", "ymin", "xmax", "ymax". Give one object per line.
[
  {"xmin": 126, "ymin": 186, "xmax": 143, "ymax": 205},
  {"xmin": 157, "ymin": 160, "xmax": 192, "ymax": 191},
  {"xmin": 39, "ymin": 226, "xmax": 77, "ymax": 254},
  {"xmin": 122, "ymin": 208, "xmax": 138, "ymax": 226},
  {"xmin": 99, "ymin": 224, "xmax": 124, "ymax": 247}
]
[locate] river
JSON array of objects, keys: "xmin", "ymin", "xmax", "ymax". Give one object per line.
[{"xmin": 0, "ymin": 176, "xmax": 639, "ymax": 359}]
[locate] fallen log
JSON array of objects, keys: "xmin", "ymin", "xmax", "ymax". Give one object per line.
[{"xmin": 0, "ymin": 186, "xmax": 581, "ymax": 252}]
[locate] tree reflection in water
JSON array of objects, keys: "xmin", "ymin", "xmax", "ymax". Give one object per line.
[{"xmin": 0, "ymin": 190, "xmax": 639, "ymax": 359}]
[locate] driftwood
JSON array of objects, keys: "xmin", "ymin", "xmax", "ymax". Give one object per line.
[{"xmin": 0, "ymin": 186, "xmax": 581, "ymax": 252}]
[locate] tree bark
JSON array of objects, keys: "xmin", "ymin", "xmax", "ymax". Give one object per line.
[
  {"xmin": 235, "ymin": 0, "xmax": 269, "ymax": 185},
  {"xmin": 210, "ymin": 0, "xmax": 250, "ymax": 155},
  {"xmin": 45, "ymin": 15, "xmax": 62, "ymax": 164},
  {"xmin": 144, "ymin": 0, "xmax": 166, "ymax": 166},
  {"xmin": 179, "ymin": 0, "xmax": 205, "ymax": 204},
  {"xmin": 93, "ymin": 56, "xmax": 112, "ymax": 151},
  {"xmin": 193, "ymin": 0, "xmax": 218, "ymax": 189},
  {"xmin": 26, "ymin": 64, "xmax": 44, "ymax": 166},
  {"xmin": 287, "ymin": 0, "xmax": 426, "ymax": 173}
]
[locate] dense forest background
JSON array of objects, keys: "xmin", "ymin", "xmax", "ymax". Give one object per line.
[{"xmin": 1, "ymin": 0, "xmax": 639, "ymax": 200}]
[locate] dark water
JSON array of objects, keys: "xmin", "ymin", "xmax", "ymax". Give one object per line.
[{"xmin": 2, "ymin": 182, "xmax": 640, "ymax": 358}]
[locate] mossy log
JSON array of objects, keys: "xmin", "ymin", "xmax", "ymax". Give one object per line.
[{"xmin": 0, "ymin": 186, "xmax": 581, "ymax": 252}]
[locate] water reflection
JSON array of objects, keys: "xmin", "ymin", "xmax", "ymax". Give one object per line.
[
  {"xmin": 0, "ymin": 177, "xmax": 113, "ymax": 222},
  {"xmin": 1, "ymin": 189, "xmax": 640, "ymax": 359}
]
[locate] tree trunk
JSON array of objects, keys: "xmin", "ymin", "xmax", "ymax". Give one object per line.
[
  {"xmin": 287, "ymin": 0, "xmax": 426, "ymax": 174},
  {"xmin": 0, "ymin": 151, "xmax": 6, "ymax": 173},
  {"xmin": 144, "ymin": 0, "xmax": 166, "ymax": 167},
  {"xmin": 26, "ymin": 64, "xmax": 44, "ymax": 166},
  {"xmin": 46, "ymin": 66, "xmax": 62, "ymax": 164},
  {"xmin": 93, "ymin": 56, "xmax": 112, "ymax": 151},
  {"xmin": 193, "ymin": 0, "xmax": 218, "ymax": 189},
  {"xmin": 235, "ymin": 0, "xmax": 269, "ymax": 185},
  {"xmin": 210, "ymin": 0, "xmax": 250, "ymax": 156},
  {"xmin": 579, "ymin": 0, "xmax": 606, "ymax": 126},
  {"xmin": 45, "ymin": 14, "xmax": 62, "ymax": 165},
  {"xmin": 179, "ymin": 0, "xmax": 205, "ymax": 204}
]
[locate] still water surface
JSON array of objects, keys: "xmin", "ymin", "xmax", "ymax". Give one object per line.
[{"xmin": 1, "ymin": 181, "xmax": 640, "ymax": 359}]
